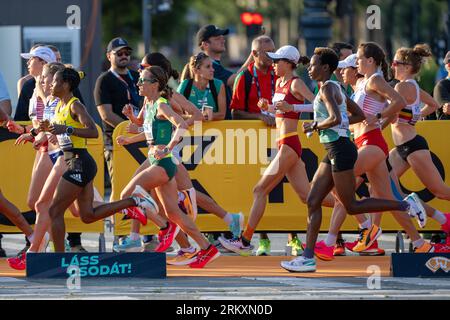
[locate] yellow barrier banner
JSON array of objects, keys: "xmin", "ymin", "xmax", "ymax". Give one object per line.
[
  {"xmin": 0, "ymin": 124, "xmax": 104, "ymax": 233},
  {"xmin": 112, "ymin": 120, "xmax": 450, "ymax": 235}
]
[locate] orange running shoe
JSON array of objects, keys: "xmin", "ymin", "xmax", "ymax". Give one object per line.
[
  {"xmin": 414, "ymin": 242, "xmax": 435, "ymax": 253},
  {"xmin": 353, "ymin": 225, "xmax": 382, "ymax": 252}
]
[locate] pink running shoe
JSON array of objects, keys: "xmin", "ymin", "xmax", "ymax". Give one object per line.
[
  {"xmin": 189, "ymin": 245, "xmax": 220, "ymax": 268},
  {"xmin": 123, "ymin": 206, "xmax": 147, "ymax": 226},
  {"xmin": 8, "ymin": 252, "xmax": 26, "ymax": 270},
  {"xmin": 314, "ymin": 240, "xmax": 334, "ymax": 261},
  {"xmin": 154, "ymin": 221, "xmax": 180, "ymax": 252}
]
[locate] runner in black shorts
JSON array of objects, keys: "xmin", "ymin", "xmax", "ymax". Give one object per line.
[
  {"xmin": 44, "ymin": 67, "xmax": 157, "ymax": 253},
  {"xmin": 281, "ymin": 47, "xmax": 426, "ymax": 272}
]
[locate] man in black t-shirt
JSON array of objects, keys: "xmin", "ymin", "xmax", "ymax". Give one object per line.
[
  {"xmin": 433, "ymin": 51, "xmax": 450, "ymax": 120},
  {"xmin": 94, "ymin": 37, "xmax": 142, "ymax": 186},
  {"xmin": 197, "ymin": 25, "xmax": 252, "ymax": 120}
]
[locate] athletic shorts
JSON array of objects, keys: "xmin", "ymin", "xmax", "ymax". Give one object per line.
[
  {"xmin": 48, "ymin": 149, "xmax": 64, "ymax": 165},
  {"xmin": 322, "ymin": 137, "xmax": 358, "ymax": 172},
  {"xmin": 395, "ymin": 134, "xmax": 429, "ymax": 162},
  {"xmin": 277, "ymin": 133, "xmax": 302, "ymax": 158},
  {"xmin": 354, "ymin": 128, "xmax": 389, "ymax": 157},
  {"xmin": 149, "ymin": 156, "xmax": 177, "ymax": 180},
  {"xmin": 62, "ymin": 149, "xmax": 97, "ymax": 187}
]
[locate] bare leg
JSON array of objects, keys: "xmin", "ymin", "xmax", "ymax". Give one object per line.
[
  {"xmin": 244, "ymin": 145, "xmax": 299, "ymax": 240},
  {"xmin": 305, "ymin": 162, "xmax": 335, "ymax": 254},
  {"xmin": 0, "ymin": 190, "xmax": 33, "ymax": 237},
  {"xmin": 156, "ymin": 180, "xmax": 210, "ymax": 250}
]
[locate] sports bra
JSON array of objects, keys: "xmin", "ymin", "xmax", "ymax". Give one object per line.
[
  {"xmin": 396, "ymin": 79, "xmax": 422, "ymax": 126},
  {"xmin": 272, "ymin": 77, "xmax": 303, "ymax": 120},
  {"xmin": 352, "ymin": 73, "xmax": 387, "ymax": 116}
]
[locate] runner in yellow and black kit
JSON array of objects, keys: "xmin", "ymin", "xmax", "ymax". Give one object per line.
[{"xmin": 43, "ymin": 67, "xmax": 157, "ymax": 253}]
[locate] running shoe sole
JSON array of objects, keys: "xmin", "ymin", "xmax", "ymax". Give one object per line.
[
  {"xmin": 407, "ymin": 193, "xmax": 427, "ymax": 228},
  {"xmin": 280, "ymin": 261, "xmax": 316, "ymax": 273},
  {"xmin": 133, "ymin": 185, "xmax": 159, "ymax": 216}
]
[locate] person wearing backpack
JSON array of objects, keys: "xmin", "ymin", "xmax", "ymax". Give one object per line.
[
  {"xmin": 230, "ymin": 36, "xmax": 277, "ymax": 127},
  {"xmin": 178, "ymin": 52, "xmax": 226, "ymax": 121}
]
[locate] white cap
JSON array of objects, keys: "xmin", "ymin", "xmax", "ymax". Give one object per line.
[
  {"xmin": 338, "ymin": 53, "xmax": 357, "ymax": 69},
  {"xmin": 20, "ymin": 46, "xmax": 56, "ymax": 63},
  {"xmin": 267, "ymin": 45, "xmax": 300, "ymax": 65}
]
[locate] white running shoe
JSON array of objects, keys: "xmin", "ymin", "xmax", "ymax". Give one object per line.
[
  {"xmin": 132, "ymin": 185, "xmax": 159, "ymax": 217},
  {"xmin": 218, "ymin": 236, "xmax": 253, "ymax": 256},
  {"xmin": 38, "ymin": 232, "xmax": 50, "ymax": 253},
  {"xmin": 280, "ymin": 256, "xmax": 317, "ymax": 273},
  {"xmin": 404, "ymin": 192, "xmax": 427, "ymax": 228}
]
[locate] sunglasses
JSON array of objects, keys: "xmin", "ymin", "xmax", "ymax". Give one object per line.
[
  {"xmin": 114, "ymin": 50, "xmax": 131, "ymax": 57},
  {"xmin": 392, "ymin": 60, "xmax": 410, "ymax": 67},
  {"xmin": 138, "ymin": 77, "xmax": 158, "ymax": 85}
]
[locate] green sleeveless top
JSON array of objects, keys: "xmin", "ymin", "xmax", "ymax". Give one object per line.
[
  {"xmin": 143, "ymin": 97, "xmax": 173, "ymax": 146},
  {"xmin": 313, "ymin": 80, "xmax": 351, "ymax": 144}
]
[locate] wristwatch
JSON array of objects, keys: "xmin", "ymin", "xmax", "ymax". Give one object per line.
[
  {"xmin": 30, "ymin": 128, "xmax": 38, "ymax": 137},
  {"xmin": 163, "ymin": 147, "xmax": 170, "ymax": 154},
  {"xmin": 311, "ymin": 121, "xmax": 319, "ymax": 131},
  {"xmin": 66, "ymin": 126, "xmax": 75, "ymax": 135},
  {"xmin": 376, "ymin": 113, "xmax": 382, "ymax": 120}
]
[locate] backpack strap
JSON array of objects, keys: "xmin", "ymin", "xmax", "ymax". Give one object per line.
[
  {"xmin": 182, "ymin": 79, "xmax": 194, "ymax": 101},
  {"xmin": 209, "ymin": 80, "xmax": 218, "ymax": 109},
  {"xmin": 243, "ymin": 69, "xmax": 253, "ymax": 112}
]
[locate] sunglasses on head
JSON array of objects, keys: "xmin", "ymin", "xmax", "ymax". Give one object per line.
[
  {"xmin": 392, "ymin": 60, "xmax": 410, "ymax": 67},
  {"xmin": 194, "ymin": 52, "xmax": 208, "ymax": 65},
  {"xmin": 114, "ymin": 50, "xmax": 131, "ymax": 57},
  {"xmin": 139, "ymin": 63, "xmax": 151, "ymax": 71},
  {"xmin": 138, "ymin": 77, "xmax": 158, "ymax": 85}
]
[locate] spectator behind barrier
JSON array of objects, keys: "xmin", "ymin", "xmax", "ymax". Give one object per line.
[
  {"xmin": 230, "ymin": 35, "xmax": 276, "ymax": 127},
  {"xmin": 94, "ymin": 37, "xmax": 142, "ymax": 188},
  {"xmin": 178, "ymin": 52, "xmax": 226, "ymax": 121},
  {"xmin": 197, "ymin": 24, "xmax": 253, "ymax": 119}
]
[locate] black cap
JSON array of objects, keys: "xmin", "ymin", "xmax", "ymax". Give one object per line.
[
  {"xmin": 107, "ymin": 37, "xmax": 132, "ymax": 53},
  {"xmin": 444, "ymin": 51, "xmax": 450, "ymax": 64},
  {"xmin": 196, "ymin": 25, "xmax": 229, "ymax": 46}
]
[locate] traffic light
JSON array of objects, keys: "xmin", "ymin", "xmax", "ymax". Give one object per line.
[{"xmin": 240, "ymin": 12, "xmax": 264, "ymax": 38}]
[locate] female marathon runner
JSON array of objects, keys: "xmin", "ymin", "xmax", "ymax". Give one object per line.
[
  {"xmin": 116, "ymin": 65, "xmax": 220, "ymax": 268},
  {"xmin": 117, "ymin": 53, "xmax": 243, "ymax": 262},
  {"xmin": 311, "ymin": 45, "xmax": 443, "ymax": 261},
  {"xmin": 219, "ymin": 45, "xmax": 335, "ymax": 256},
  {"xmin": 9, "ymin": 63, "xmax": 111, "ymax": 270},
  {"xmin": 39, "ymin": 67, "xmax": 155, "ymax": 254},
  {"xmin": 281, "ymin": 47, "xmax": 425, "ymax": 272},
  {"xmin": 390, "ymin": 44, "xmax": 450, "ymax": 243}
]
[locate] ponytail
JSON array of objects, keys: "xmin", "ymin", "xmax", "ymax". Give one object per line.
[
  {"xmin": 180, "ymin": 62, "xmax": 193, "ymax": 82},
  {"xmin": 359, "ymin": 42, "xmax": 391, "ymax": 81},
  {"xmin": 298, "ymin": 56, "xmax": 310, "ymax": 65},
  {"xmin": 396, "ymin": 43, "xmax": 432, "ymax": 74}
]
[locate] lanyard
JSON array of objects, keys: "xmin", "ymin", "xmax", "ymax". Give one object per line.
[
  {"xmin": 110, "ymin": 69, "xmax": 139, "ymax": 105},
  {"xmin": 253, "ymin": 65, "xmax": 275, "ymax": 100}
]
